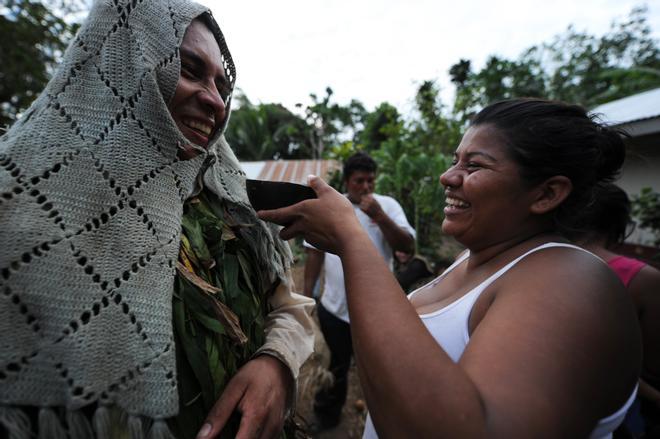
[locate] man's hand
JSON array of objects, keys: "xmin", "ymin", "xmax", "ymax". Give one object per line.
[
  {"xmin": 359, "ymin": 194, "xmax": 385, "ymax": 221},
  {"xmin": 359, "ymin": 193, "xmax": 414, "ymax": 254},
  {"xmin": 196, "ymin": 355, "xmax": 293, "ymax": 439}
]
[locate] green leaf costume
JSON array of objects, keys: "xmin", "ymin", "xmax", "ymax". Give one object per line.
[{"xmin": 171, "ymin": 191, "xmax": 274, "ymax": 438}]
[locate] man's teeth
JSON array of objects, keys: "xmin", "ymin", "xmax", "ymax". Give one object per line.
[
  {"xmin": 185, "ymin": 120, "xmax": 212, "ymax": 135},
  {"xmin": 446, "ymin": 197, "xmax": 470, "ymax": 208}
]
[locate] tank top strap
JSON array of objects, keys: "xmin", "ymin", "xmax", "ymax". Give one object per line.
[
  {"xmin": 409, "ymin": 242, "xmax": 596, "ymax": 301},
  {"xmin": 475, "ymin": 242, "xmax": 596, "ymax": 292}
]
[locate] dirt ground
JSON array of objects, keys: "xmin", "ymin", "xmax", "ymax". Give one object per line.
[{"xmin": 291, "ymin": 265, "xmax": 368, "ymax": 439}]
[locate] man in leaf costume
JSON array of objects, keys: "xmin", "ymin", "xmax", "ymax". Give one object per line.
[{"xmin": 0, "ymin": 1, "xmax": 314, "ymax": 438}]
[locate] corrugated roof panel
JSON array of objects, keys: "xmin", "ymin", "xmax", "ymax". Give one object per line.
[
  {"xmin": 248, "ymin": 160, "xmax": 340, "ymax": 184},
  {"xmin": 282, "ymin": 161, "xmax": 295, "ymax": 182},
  {"xmin": 290, "ymin": 160, "xmax": 303, "ymax": 183},
  {"xmin": 276, "ymin": 161, "xmax": 289, "ymax": 181},
  {"xmin": 257, "ymin": 161, "xmax": 275, "ymax": 181},
  {"xmin": 591, "ymin": 87, "xmax": 660, "ymax": 125}
]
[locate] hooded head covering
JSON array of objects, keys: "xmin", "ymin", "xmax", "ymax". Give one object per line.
[{"xmin": 0, "ymin": 0, "xmax": 291, "ymax": 436}]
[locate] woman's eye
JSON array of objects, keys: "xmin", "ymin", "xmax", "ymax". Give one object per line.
[{"xmin": 466, "ymin": 162, "xmax": 481, "ymax": 169}]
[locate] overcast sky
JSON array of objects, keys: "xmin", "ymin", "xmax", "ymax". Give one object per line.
[{"xmin": 198, "ymin": 0, "xmax": 659, "ymax": 114}]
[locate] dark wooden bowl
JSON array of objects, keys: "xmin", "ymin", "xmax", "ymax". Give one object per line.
[{"xmin": 246, "ymin": 179, "xmax": 317, "ymax": 211}]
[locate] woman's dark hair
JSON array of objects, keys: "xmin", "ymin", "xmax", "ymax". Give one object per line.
[
  {"xmin": 472, "ymin": 98, "xmax": 627, "ymax": 236},
  {"xmin": 569, "ymin": 183, "xmax": 635, "ymax": 248},
  {"xmin": 343, "ymin": 151, "xmax": 378, "ymax": 180}
]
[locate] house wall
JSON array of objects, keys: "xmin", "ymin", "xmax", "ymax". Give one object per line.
[
  {"xmin": 616, "ymin": 131, "xmax": 660, "ymax": 245},
  {"xmin": 619, "ymin": 132, "xmax": 660, "ymax": 194}
]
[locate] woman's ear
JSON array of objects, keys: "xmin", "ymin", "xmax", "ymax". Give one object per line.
[{"xmin": 530, "ymin": 176, "xmax": 572, "ymax": 214}]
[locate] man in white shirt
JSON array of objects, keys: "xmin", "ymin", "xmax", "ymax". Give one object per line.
[{"xmin": 303, "ymin": 152, "xmax": 416, "ymax": 431}]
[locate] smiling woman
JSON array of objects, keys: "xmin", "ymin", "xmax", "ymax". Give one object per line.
[
  {"xmin": 439, "ymin": 124, "xmax": 539, "ymax": 249},
  {"xmin": 258, "ymin": 98, "xmax": 642, "ymax": 438}
]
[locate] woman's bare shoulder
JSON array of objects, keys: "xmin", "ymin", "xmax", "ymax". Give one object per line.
[{"xmin": 462, "ymin": 246, "xmax": 640, "ymax": 431}]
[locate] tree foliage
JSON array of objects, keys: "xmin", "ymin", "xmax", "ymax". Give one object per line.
[
  {"xmin": 0, "ymin": 0, "xmax": 84, "ymax": 127},
  {"xmin": 297, "ymin": 87, "xmax": 366, "ymax": 159},
  {"xmin": 226, "ymin": 87, "xmax": 366, "ymax": 161},
  {"xmin": 632, "ymin": 187, "xmax": 660, "ymax": 246},
  {"xmin": 372, "ymin": 83, "xmax": 455, "ymax": 257},
  {"xmin": 225, "ymin": 92, "xmax": 315, "ymax": 160},
  {"xmin": 359, "ymin": 102, "xmax": 402, "ymax": 153},
  {"xmin": 451, "ymin": 53, "xmax": 547, "ymax": 122},
  {"xmin": 450, "ymin": 6, "xmax": 660, "ymax": 119}
]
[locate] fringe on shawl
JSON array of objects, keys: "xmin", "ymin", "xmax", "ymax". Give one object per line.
[
  {"xmin": 147, "ymin": 420, "xmax": 177, "ymax": 439},
  {"xmin": 127, "ymin": 413, "xmax": 146, "ymax": 439},
  {"xmin": 38, "ymin": 408, "xmax": 67, "ymax": 439},
  {"xmin": 0, "ymin": 406, "xmax": 31, "ymax": 439},
  {"xmin": 93, "ymin": 405, "xmax": 112, "ymax": 439},
  {"xmin": 0, "ymin": 405, "xmax": 176, "ymax": 439},
  {"xmin": 67, "ymin": 409, "xmax": 94, "ymax": 439}
]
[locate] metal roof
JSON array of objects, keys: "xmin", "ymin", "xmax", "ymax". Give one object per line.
[
  {"xmin": 591, "ymin": 87, "xmax": 660, "ymax": 125},
  {"xmin": 241, "ymin": 160, "xmax": 341, "ymax": 184}
]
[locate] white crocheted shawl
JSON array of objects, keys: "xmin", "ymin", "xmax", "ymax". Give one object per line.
[{"xmin": 0, "ymin": 0, "xmax": 291, "ymax": 436}]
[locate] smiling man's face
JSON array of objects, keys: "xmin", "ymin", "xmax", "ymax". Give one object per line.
[{"xmin": 168, "ymin": 19, "xmax": 231, "ymax": 159}]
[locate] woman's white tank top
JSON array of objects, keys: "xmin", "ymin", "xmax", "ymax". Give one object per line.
[{"xmin": 362, "ymin": 242, "xmax": 637, "ymax": 439}]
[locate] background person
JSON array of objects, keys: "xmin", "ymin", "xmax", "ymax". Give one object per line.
[
  {"xmin": 571, "ymin": 183, "xmax": 660, "ymax": 438},
  {"xmin": 303, "ymin": 151, "xmax": 415, "ymax": 431},
  {"xmin": 0, "ymin": 2, "xmax": 314, "ymax": 438},
  {"xmin": 394, "ymin": 250, "xmax": 435, "ymax": 293},
  {"xmin": 261, "ymin": 98, "xmax": 642, "ymax": 438}
]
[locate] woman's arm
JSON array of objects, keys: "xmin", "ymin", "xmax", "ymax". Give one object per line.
[
  {"xmin": 345, "ymin": 243, "xmax": 640, "ymax": 437},
  {"xmin": 339, "ymin": 232, "xmax": 488, "ymax": 437}
]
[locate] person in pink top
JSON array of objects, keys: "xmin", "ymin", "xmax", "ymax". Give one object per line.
[
  {"xmin": 575, "ymin": 183, "xmax": 660, "ymax": 438},
  {"xmin": 608, "ymin": 256, "xmax": 647, "ymax": 288}
]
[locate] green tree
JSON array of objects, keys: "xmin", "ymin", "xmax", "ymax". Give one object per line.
[
  {"xmin": 632, "ymin": 187, "xmax": 660, "ymax": 246},
  {"xmin": 372, "ymin": 82, "xmax": 456, "ymax": 258},
  {"xmin": 451, "ymin": 54, "xmax": 546, "ymax": 121},
  {"xmin": 448, "ymin": 5, "xmax": 660, "ymax": 116},
  {"xmin": 297, "ymin": 87, "xmax": 366, "ymax": 158},
  {"xmin": 0, "ymin": 0, "xmax": 84, "ymax": 128},
  {"xmin": 225, "ymin": 92, "xmax": 314, "ymax": 160},
  {"xmin": 358, "ymin": 102, "xmax": 403, "ymax": 153},
  {"xmin": 410, "ymin": 80, "xmax": 463, "ymax": 155},
  {"xmin": 546, "ymin": 6, "xmax": 660, "ymax": 106}
]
